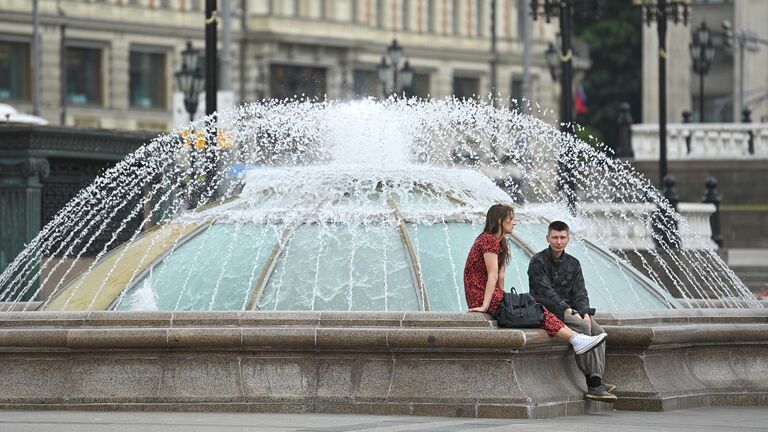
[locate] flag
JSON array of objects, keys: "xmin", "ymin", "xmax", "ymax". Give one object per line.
[{"xmin": 574, "ymin": 85, "xmax": 588, "ymax": 115}]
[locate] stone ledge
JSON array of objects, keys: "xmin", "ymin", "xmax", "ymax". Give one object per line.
[
  {"xmin": 0, "ymin": 310, "xmax": 766, "ymax": 418},
  {"xmin": 0, "ymin": 311, "xmax": 498, "ymax": 329},
  {"xmin": 3, "ymin": 309, "xmax": 766, "ymax": 328},
  {"xmin": 0, "ymin": 326, "xmax": 534, "ymax": 352}
]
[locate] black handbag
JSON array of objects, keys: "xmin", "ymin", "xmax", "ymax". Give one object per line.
[{"xmin": 494, "ymin": 288, "xmax": 545, "ymax": 328}]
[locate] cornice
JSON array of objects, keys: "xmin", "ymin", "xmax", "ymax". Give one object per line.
[{"xmin": 0, "ymin": 125, "xmax": 155, "ymax": 161}]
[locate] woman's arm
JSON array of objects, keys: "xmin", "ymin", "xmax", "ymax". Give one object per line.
[
  {"xmin": 469, "ymin": 252, "xmax": 499, "ymax": 312},
  {"xmin": 498, "ymin": 265, "xmax": 505, "ymax": 291}
]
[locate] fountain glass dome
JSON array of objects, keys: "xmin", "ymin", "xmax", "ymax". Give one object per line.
[{"xmin": 0, "ymin": 98, "xmax": 757, "ymax": 312}]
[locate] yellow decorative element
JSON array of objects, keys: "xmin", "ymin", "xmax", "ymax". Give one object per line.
[
  {"xmin": 217, "ymin": 130, "xmax": 234, "ymax": 149},
  {"xmin": 180, "ymin": 129, "xmax": 192, "ymax": 147},
  {"xmin": 205, "ymin": 10, "xmax": 221, "ymax": 25},
  {"xmin": 660, "ymin": 48, "xmax": 668, "ymax": 59},
  {"xmin": 180, "ymin": 129, "xmax": 235, "ymax": 151},
  {"xmin": 561, "ymin": 49, "xmax": 573, "ymax": 62},
  {"xmin": 42, "ymin": 222, "xmax": 204, "ymax": 311}
]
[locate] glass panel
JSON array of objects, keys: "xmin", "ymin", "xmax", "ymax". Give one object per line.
[
  {"xmin": 66, "ymin": 47, "xmax": 102, "ymax": 105},
  {"xmin": 117, "ymin": 223, "xmax": 282, "ymax": 311},
  {"xmin": 44, "ymin": 222, "xmax": 203, "ymax": 311},
  {"xmin": 407, "ymin": 223, "xmax": 532, "ymax": 312},
  {"xmin": 391, "ymin": 188, "xmax": 464, "ymax": 214},
  {"xmin": 505, "ymin": 236, "xmax": 533, "ymax": 293},
  {"xmin": 258, "ymin": 223, "xmax": 417, "ymax": 311},
  {"xmin": 0, "ymin": 40, "xmax": 30, "ymax": 101},
  {"xmin": 513, "ymin": 223, "xmax": 672, "ymax": 310},
  {"xmin": 130, "ymin": 50, "xmax": 167, "ymax": 109},
  {"xmin": 408, "ymin": 223, "xmax": 478, "ymax": 311}
]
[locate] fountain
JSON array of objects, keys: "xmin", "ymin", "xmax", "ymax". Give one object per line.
[{"xmin": 0, "ymin": 99, "xmax": 765, "ymax": 417}]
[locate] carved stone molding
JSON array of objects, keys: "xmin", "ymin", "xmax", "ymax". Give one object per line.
[{"xmin": 0, "ymin": 158, "xmax": 50, "ymax": 182}]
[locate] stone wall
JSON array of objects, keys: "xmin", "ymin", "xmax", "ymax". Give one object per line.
[
  {"xmin": 629, "ymin": 159, "xmax": 768, "ymax": 248},
  {"xmin": 0, "ymin": 310, "xmax": 766, "ymax": 418}
]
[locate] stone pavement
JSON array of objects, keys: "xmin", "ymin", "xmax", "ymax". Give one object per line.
[{"xmin": 1, "ymin": 407, "xmax": 767, "ymax": 432}]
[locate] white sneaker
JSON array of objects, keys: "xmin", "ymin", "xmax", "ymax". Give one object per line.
[{"xmin": 569, "ymin": 332, "xmax": 607, "ymax": 355}]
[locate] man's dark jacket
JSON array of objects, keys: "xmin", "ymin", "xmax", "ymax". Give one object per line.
[{"xmin": 527, "ymin": 247, "xmax": 595, "ymax": 320}]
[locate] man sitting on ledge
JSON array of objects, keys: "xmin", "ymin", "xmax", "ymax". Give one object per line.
[{"xmin": 528, "ymin": 220, "xmax": 618, "ymax": 403}]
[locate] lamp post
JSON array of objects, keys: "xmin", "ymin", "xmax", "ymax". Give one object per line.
[
  {"xmin": 545, "ymin": 42, "xmax": 562, "ymax": 85},
  {"xmin": 634, "ymin": 0, "xmax": 690, "ymax": 187},
  {"xmin": 531, "ymin": 0, "xmax": 576, "ymax": 135},
  {"xmin": 204, "ymin": 0, "xmax": 218, "ymax": 117},
  {"xmin": 690, "ymin": 21, "xmax": 715, "ymax": 122},
  {"xmin": 175, "ymin": 41, "xmax": 205, "ymax": 123},
  {"xmin": 377, "ymin": 39, "xmax": 414, "ymax": 97}
]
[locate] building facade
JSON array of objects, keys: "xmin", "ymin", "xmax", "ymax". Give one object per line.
[
  {"xmin": 642, "ymin": 0, "xmax": 768, "ymax": 124},
  {"xmin": 1, "ymin": 0, "xmax": 563, "ymax": 132}
]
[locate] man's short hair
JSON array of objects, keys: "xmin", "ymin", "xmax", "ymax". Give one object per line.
[{"xmin": 548, "ymin": 220, "xmax": 569, "ymax": 233}]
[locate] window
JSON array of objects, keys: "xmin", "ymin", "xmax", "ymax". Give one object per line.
[
  {"xmin": 410, "ymin": 72, "xmax": 430, "ymax": 98},
  {"xmin": 0, "ymin": 40, "xmax": 31, "ymax": 101},
  {"xmin": 353, "ymin": 69, "xmax": 379, "ymax": 98},
  {"xmin": 130, "ymin": 50, "xmax": 167, "ymax": 109},
  {"xmin": 511, "ymin": 77, "xmax": 523, "ymax": 103},
  {"xmin": 453, "ymin": 76, "xmax": 479, "ymax": 99},
  {"xmin": 270, "ymin": 64, "xmax": 327, "ymax": 99},
  {"xmin": 66, "ymin": 46, "xmax": 103, "ymax": 105},
  {"xmin": 692, "ymin": 95, "xmax": 733, "ymax": 123}
]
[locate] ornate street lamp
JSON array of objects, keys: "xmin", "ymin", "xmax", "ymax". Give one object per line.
[
  {"xmin": 175, "ymin": 41, "xmax": 205, "ymax": 122},
  {"xmin": 545, "ymin": 42, "xmax": 562, "ymax": 82},
  {"xmin": 690, "ymin": 21, "xmax": 715, "ymax": 122},
  {"xmin": 634, "ymin": 0, "xmax": 690, "ymax": 187},
  {"xmin": 378, "ymin": 39, "xmax": 413, "ymax": 97},
  {"xmin": 533, "ymin": 0, "xmax": 573, "ymax": 132}
]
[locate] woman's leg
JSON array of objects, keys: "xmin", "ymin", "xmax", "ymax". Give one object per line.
[
  {"xmin": 554, "ymin": 325, "xmax": 575, "ymax": 342},
  {"xmin": 540, "ymin": 308, "xmax": 573, "ymax": 341}
]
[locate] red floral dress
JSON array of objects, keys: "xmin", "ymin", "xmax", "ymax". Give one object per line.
[{"xmin": 463, "ymin": 232, "xmax": 565, "ymax": 336}]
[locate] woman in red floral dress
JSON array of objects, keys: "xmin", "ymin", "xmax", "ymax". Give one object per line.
[{"xmin": 464, "ymin": 204, "xmax": 606, "ymax": 353}]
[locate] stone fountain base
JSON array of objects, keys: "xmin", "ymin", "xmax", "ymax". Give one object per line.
[{"xmin": 0, "ymin": 310, "xmax": 766, "ymax": 418}]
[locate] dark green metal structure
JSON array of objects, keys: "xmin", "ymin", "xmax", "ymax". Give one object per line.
[{"xmin": 0, "ymin": 124, "xmax": 153, "ymax": 290}]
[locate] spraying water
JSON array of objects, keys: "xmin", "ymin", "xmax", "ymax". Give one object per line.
[{"xmin": 0, "ymin": 98, "xmax": 759, "ymax": 312}]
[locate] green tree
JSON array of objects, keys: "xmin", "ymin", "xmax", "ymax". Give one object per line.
[{"xmin": 574, "ymin": 0, "xmax": 642, "ymax": 154}]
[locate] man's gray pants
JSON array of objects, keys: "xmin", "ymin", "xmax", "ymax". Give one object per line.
[{"xmin": 563, "ymin": 313, "xmax": 606, "ymax": 380}]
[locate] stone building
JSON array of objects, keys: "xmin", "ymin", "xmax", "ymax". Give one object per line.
[
  {"xmin": 642, "ymin": 0, "xmax": 768, "ymax": 124},
  {"xmin": 1, "ymin": 0, "xmax": 562, "ymax": 132}
]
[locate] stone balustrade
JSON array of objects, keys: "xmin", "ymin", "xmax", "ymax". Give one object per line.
[
  {"xmin": 631, "ymin": 123, "xmax": 768, "ymax": 160},
  {"xmin": 0, "ymin": 310, "xmax": 766, "ymax": 418},
  {"xmin": 576, "ymin": 202, "xmax": 716, "ymax": 250}
]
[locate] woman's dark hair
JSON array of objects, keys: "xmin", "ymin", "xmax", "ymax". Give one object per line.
[{"xmin": 482, "ymin": 204, "xmax": 514, "ymax": 266}]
